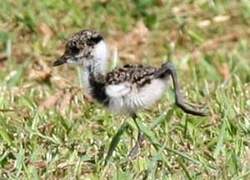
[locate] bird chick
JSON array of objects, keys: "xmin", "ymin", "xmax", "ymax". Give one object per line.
[{"xmin": 53, "ymin": 29, "xmax": 207, "ymax": 160}]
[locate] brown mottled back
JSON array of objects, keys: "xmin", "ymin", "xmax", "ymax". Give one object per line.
[{"xmin": 106, "ymin": 64, "xmax": 157, "ymax": 87}]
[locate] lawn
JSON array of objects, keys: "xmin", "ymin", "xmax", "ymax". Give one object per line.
[{"xmin": 0, "ymin": 0, "xmax": 250, "ymax": 179}]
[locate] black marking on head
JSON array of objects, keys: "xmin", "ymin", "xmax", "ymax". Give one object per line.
[
  {"xmin": 69, "ymin": 45, "xmax": 80, "ymax": 54},
  {"xmin": 86, "ymin": 35, "xmax": 103, "ymax": 46},
  {"xmin": 66, "ymin": 40, "xmax": 80, "ymax": 55}
]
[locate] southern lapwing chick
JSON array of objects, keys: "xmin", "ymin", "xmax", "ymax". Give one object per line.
[{"xmin": 53, "ymin": 29, "xmax": 207, "ymax": 161}]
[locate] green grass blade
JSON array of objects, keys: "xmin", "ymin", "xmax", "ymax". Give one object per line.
[{"xmin": 104, "ymin": 122, "xmax": 129, "ymax": 165}]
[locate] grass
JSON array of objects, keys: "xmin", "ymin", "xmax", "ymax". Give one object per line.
[{"xmin": 0, "ymin": 0, "xmax": 250, "ymax": 179}]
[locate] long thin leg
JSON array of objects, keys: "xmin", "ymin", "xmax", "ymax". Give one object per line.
[
  {"xmin": 155, "ymin": 62, "xmax": 208, "ymax": 116},
  {"xmin": 127, "ymin": 114, "xmax": 145, "ymax": 159}
]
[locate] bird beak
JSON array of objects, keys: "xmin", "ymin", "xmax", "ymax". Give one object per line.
[{"xmin": 53, "ymin": 55, "xmax": 68, "ymax": 66}]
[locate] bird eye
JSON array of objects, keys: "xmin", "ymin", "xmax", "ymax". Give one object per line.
[{"xmin": 70, "ymin": 46, "xmax": 80, "ymax": 54}]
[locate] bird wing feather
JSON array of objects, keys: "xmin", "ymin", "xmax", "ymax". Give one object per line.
[
  {"xmin": 105, "ymin": 83, "xmax": 132, "ymax": 98},
  {"xmin": 105, "ymin": 64, "xmax": 157, "ymax": 98}
]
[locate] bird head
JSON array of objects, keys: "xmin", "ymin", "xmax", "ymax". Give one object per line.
[{"xmin": 53, "ymin": 29, "xmax": 109, "ymax": 69}]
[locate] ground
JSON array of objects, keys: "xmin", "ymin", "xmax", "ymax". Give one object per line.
[{"xmin": 0, "ymin": 0, "xmax": 250, "ymax": 179}]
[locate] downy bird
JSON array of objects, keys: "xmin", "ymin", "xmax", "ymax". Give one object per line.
[{"xmin": 53, "ymin": 29, "xmax": 207, "ymax": 160}]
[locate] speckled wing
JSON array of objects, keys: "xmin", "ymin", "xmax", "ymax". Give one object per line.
[{"xmin": 105, "ymin": 64, "xmax": 157, "ymax": 98}]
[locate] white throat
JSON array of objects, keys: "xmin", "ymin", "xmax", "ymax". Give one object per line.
[
  {"xmin": 91, "ymin": 40, "xmax": 109, "ymax": 74},
  {"xmin": 81, "ymin": 40, "xmax": 109, "ymax": 93}
]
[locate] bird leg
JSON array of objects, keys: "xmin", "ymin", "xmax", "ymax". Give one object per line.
[
  {"xmin": 155, "ymin": 62, "xmax": 208, "ymax": 116},
  {"xmin": 127, "ymin": 114, "xmax": 146, "ymax": 159},
  {"xmin": 128, "ymin": 62, "xmax": 207, "ymax": 160}
]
